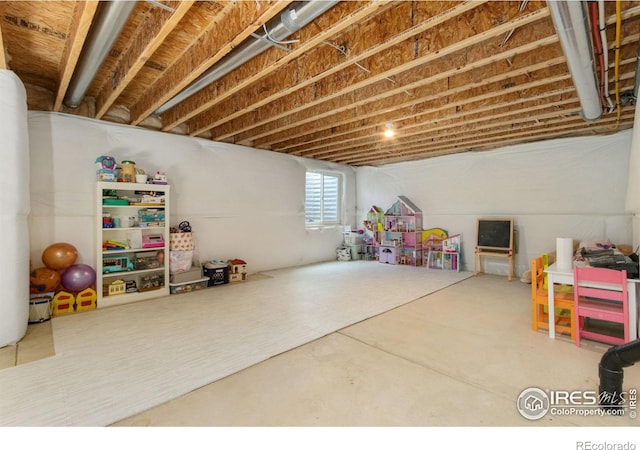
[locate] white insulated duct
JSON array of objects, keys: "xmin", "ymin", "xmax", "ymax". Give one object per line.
[
  {"xmin": 548, "ymin": 0, "xmax": 602, "ymax": 121},
  {"xmin": 64, "ymin": 1, "xmax": 137, "ymax": 108},
  {"xmin": 0, "ymin": 70, "xmax": 30, "ymax": 347},
  {"xmin": 153, "ymin": 0, "xmax": 339, "ymax": 115}
]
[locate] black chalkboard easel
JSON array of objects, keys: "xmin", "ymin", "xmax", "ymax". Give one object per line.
[{"xmin": 474, "ymin": 218, "xmax": 515, "ymax": 281}]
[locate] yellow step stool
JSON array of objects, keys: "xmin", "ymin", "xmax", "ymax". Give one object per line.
[
  {"xmin": 76, "ymin": 287, "xmax": 97, "ymax": 312},
  {"xmin": 52, "ymin": 291, "xmax": 75, "ymax": 316}
]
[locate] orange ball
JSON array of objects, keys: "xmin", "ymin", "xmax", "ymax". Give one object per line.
[
  {"xmin": 30, "ymin": 266, "xmax": 61, "ymax": 293},
  {"xmin": 42, "ymin": 242, "xmax": 78, "ymax": 271}
]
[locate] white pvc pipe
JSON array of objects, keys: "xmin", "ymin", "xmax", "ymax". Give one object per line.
[
  {"xmin": 0, "ymin": 70, "xmax": 30, "ymax": 347},
  {"xmin": 64, "ymin": 1, "xmax": 136, "ymax": 108},
  {"xmin": 548, "ymin": 0, "xmax": 602, "ymax": 121},
  {"xmin": 154, "ymin": 0, "xmax": 339, "ymax": 115}
]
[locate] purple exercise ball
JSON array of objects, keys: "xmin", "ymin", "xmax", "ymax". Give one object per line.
[{"xmin": 61, "ymin": 264, "xmax": 96, "ymax": 292}]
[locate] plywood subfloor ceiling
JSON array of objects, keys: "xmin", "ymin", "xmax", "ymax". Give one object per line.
[{"xmin": 1, "ymin": 1, "xmax": 639, "ymax": 166}]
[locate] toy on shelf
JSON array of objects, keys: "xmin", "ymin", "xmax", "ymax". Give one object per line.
[
  {"xmin": 152, "ymin": 171, "xmax": 168, "ymax": 184},
  {"xmin": 103, "ymin": 240, "xmax": 128, "ymax": 251},
  {"xmin": 139, "ymin": 273, "xmax": 164, "ymax": 292},
  {"xmin": 96, "ymin": 155, "xmax": 116, "ymax": 182},
  {"xmin": 121, "ymin": 160, "xmax": 136, "ymax": 183},
  {"xmin": 135, "ymin": 168, "xmax": 148, "ymax": 184},
  {"xmin": 142, "ymin": 234, "xmax": 165, "ymax": 248},
  {"xmin": 102, "ymin": 256, "xmax": 135, "ymax": 274},
  {"xmin": 106, "ymin": 279, "xmax": 126, "ymax": 296}
]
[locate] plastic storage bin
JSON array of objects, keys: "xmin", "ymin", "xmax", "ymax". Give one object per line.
[
  {"xmin": 170, "ymin": 263, "xmax": 203, "ymax": 284},
  {"xmin": 202, "ymin": 261, "xmax": 229, "ymax": 286},
  {"xmin": 169, "ymin": 277, "xmax": 209, "ymax": 294},
  {"xmin": 344, "ymin": 233, "xmax": 364, "ymax": 245}
]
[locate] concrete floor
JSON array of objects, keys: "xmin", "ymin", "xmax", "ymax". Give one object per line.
[{"xmin": 3, "ymin": 272, "xmax": 639, "ymax": 441}]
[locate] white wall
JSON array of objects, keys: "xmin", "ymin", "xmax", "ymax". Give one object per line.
[
  {"xmin": 356, "ymin": 131, "xmax": 634, "ymax": 277},
  {"xmin": 28, "ymin": 111, "xmax": 634, "ymax": 279},
  {"xmin": 625, "ymin": 102, "xmax": 640, "ymax": 251},
  {"xmin": 28, "ymin": 112, "xmax": 356, "ymax": 273}
]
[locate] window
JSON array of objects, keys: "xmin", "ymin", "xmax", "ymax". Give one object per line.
[{"xmin": 305, "ymin": 171, "xmax": 341, "ymax": 226}]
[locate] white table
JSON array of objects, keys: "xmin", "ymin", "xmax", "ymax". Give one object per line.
[{"xmin": 544, "ymin": 262, "xmax": 639, "ymax": 340}]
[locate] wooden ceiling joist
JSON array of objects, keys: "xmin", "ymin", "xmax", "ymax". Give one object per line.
[
  {"xmin": 273, "ymin": 38, "xmax": 566, "ymax": 153},
  {"xmin": 54, "ymin": 0, "xmax": 99, "ymax": 111},
  {"xmin": 180, "ymin": 0, "xmax": 485, "ymax": 136},
  {"xmin": 211, "ymin": 3, "xmax": 551, "ymax": 145},
  {"xmin": 304, "ymin": 65, "xmax": 637, "ymax": 164},
  {"xmin": 349, "ymin": 110, "xmax": 636, "ymax": 166},
  {"xmin": 129, "ymin": 0, "xmax": 292, "ymax": 126},
  {"xmin": 0, "ymin": 21, "xmax": 5, "ymax": 70},
  {"xmin": 3, "ymin": 0, "xmax": 640, "ymax": 166},
  {"xmin": 95, "ymin": 0, "xmax": 193, "ymax": 119},
  {"xmin": 161, "ymin": 0, "xmax": 398, "ymax": 132}
]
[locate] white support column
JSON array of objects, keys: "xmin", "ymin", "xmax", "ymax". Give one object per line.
[{"xmin": 0, "ymin": 69, "xmax": 30, "ymax": 347}]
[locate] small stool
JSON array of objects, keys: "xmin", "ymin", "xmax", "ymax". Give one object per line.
[
  {"xmin": 76, "ymin": 287, "xmax": 97, "ymax": 312},
  {"xmin": 52, "ymin": 291, "xmax": 75, "ymax": 316}
]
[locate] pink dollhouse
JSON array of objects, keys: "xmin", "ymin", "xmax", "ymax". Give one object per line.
[{"xmin": 376, "ymin": 196, "xmax": 423, "ymax": 266}]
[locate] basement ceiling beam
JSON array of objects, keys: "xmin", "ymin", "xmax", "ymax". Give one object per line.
[
  {"xmin": 54, "ymin": 0, "xmax": 99, "ymax": 111},
  {"xmin": 95, "ymin": 0, "xmax": 194, "ymax": 119},
  {"xmin": 349, "ymin": 110, "xmax": 635, "ymax": 166},
  {"xmin": 337, "ymin": 73, "xmax": 636, "ymax": 163},
  {"xmin": 259, "ymin": 16, "xmax": 560, "ymax": 150},
  {"xmin": 316, "ymin": 71, "xmax": 635, "ymax": 163},
  {"xmin": 303, "ymin": 71, "xmax": 576, "ymax": 160},
  {"xmin": 273, "ymin": 32, "xmax": 563, "ymax": 152},
  {"xmin": 0, "ymin": 22, "xmax": 5, "ymax": 69},
  {"xmin": 248, "ymin": 14, "xmax": 640, "ymax": 156},
  {"xmin": 162, "ymin": 0, "xmax": 397, "ymax": 132},
  {"xmin": 210, "ymin": 2, "xmax": 550, "ymax": 145},
  {"xmin": 291, "ymin": 83, "xmax": 575, "ymax": 157},
  {"xmin": 181, "ymin": 0, "xmax": 484, "ymax": 136},
  {"xmin": 291, "ymin": 30, "xmax": 640, "ymax": 160},
  {"xmin": 129, "ymin": 1, "xmax": 292, "ymax": 126}
]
